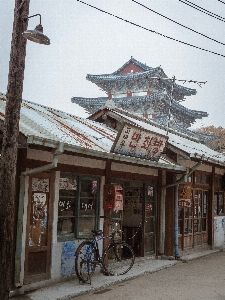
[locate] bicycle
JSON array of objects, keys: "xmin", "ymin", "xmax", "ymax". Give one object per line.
[{"xmin": 75, "ymin": 219, "xmax": 135, "ymax": 283}]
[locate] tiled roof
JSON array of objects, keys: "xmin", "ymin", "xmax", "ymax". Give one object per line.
[
  {"xmin": 112, "ymin": 57, "xmax": 155, "ymax": 74},
  {"xmin": 86, "ymin": 57, "xmax": 196, "ymax": 99},
  {"xmin": 71, "ymin": 91, "xmax": 207, "ymax": 124}
]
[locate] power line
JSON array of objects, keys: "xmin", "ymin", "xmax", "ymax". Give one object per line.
[
  {"xmin": 76, "ymin": 0, "xmax": 225, "ymax": 58},
  {"xmin": 218, "ymin": 0, "xmax": 225, "ymax": 4},
  {"xmin": 131, "ymin": 0, "xmax": 225, "ymax": 46},
  {"xmin": 179, "ymin": 0, "xmax": 225, "ymax": 22}
]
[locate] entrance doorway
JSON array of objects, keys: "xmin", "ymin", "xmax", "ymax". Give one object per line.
[
  {"xmin": 178, "ymin": 189, "xmax": 208, "ymax": 251},
  {"xmin": 112, "ymin": 179, "xmax": 156, "ymax": 256},
  {"xmin": 24, "ymin": 172, "xmax": 54, "ymax": 284}
]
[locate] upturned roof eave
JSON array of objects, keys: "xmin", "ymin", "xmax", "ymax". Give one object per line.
[{"xmin": 72, "ymin": 92, "xmax": 207, "ymax": 119}]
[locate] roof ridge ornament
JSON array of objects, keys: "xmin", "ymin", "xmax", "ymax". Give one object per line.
[{"xmin": 104, "ymin": 99, "xmax": 116, "ymax": 109}]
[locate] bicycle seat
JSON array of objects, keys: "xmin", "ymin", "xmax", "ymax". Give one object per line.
[{"xmin": 91, "ymin": 230, "xmax": 102, "ymax": 236}]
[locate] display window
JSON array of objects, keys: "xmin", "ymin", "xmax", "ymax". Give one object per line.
[
  {"xmin": 57, "ymin": 173, "xmax": 100, "ymax": 241},
  {"xmin": 214, "ymin": 192, "xmax": 225, "ymax": 215}
]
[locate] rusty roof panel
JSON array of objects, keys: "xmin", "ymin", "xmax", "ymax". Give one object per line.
[{"xmin": 0, "ymin": 95, "xmax": 116, "ymax": 152}]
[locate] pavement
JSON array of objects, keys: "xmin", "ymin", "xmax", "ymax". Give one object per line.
[{"xmin": 10, "ymin": 249, "xmax": 219, "ymax": 300}]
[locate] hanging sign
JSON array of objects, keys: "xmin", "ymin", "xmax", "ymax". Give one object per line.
[
  {"xmin": 178, "ymin": 199, "xmax": 191, "ymax": 208},
  {"xmin": 178, "ymin": 183, "xmax": 192, "ymax": 207},
  {"xmin": 111, "ymin": 123, "xmax": 168, "ymax": 161}
]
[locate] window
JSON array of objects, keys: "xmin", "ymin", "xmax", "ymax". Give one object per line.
[
  {"xmin": 57, "ymin": 173, "xmax": 99, "ymax": 241},
  {"xmin": 194, "ymin": 172, "xmax": 210, "ymax": 185},
  {"xmin": 214, "ymin": 192, "xmax": 224, "ymax": 215},
  {"xmin": 179, "ymin": 190, "xmax": 208, "ymax": 235}
]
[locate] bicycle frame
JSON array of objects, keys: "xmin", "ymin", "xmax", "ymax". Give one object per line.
[{"xmin": 75, "ymin": 219, "xmax": 134, "ymax": 283}]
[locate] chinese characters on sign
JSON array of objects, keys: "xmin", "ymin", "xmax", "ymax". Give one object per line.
[{"xmin": 111, "ymin": 123, "xmax": 167, "ymax": 161}]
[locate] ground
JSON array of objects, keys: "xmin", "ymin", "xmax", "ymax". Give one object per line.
[{"xmin": 72, "ymin": 251, "xmax": 225, "ymax": 300}]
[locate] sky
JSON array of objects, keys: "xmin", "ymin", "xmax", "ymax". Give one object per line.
[{"xmin": 1, "ymin": 0, "xmax": 225, "ymax": 129}]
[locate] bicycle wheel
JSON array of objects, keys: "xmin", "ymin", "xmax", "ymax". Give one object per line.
[
  {"xmin": 75, "ymin": 241, "xmax": 97, "ymax": 283},
  {"xmin": 102, "ymin": 242, "xmax": 134, "ymax": 276}
]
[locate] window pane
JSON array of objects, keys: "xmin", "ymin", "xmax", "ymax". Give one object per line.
[
  {"xmin": 144, "ymin": 235, "xmax": 154, "ymax": 253},
  {"xmin": 203, "ymin": 193, "xmax": 207, "ymax": 217},
  {"xmin": 214, "ymin": 194, "xmax": 218, "ymax": 214},
  {"xmin": 80, "ymin": 198, "xmax": 96, "ymax": 215},
  {"xmin": 195, "ymin": 172, "xmax": 201, "ymax": 183},
  {"xmin": 202, "ymin": 218, "xmax": 207, "ymax": 231},
  {"xmin": 78, "ymin": 178, "xmax": 99, "ymax": 237},
  {"xmin": 58, "ymin": 198, "xmax": 75, "ymax": 216},
  {"xmin": 78, "ymin": 217, "xmax": 95, "ymax": 236},
  {"xmin": 184, "ymin": 218, "xmax": 192, "ymax": 234},
  {"xmin": 58, "ymin": 174, "xmax": 77, "ymax": 238},
  {"xmin": 80, "ymin": 180, "xmax": 98, "ymax": 197},
  {"xmin": 219, "ymin": 193, "xmax": 224, "ymax": 214},
  {"xmin": 145, "ymin": 217, "xmax": 154, "ymax": 233},
  {"xmin": 57, "ymin": 217, "xmax": 75, "ymax": 235}
]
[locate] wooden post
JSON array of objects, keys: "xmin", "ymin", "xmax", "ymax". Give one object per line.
[
  {"xmin": 156, "ymin": 170, "xmax": 162, "ymax": 257},
  {"xmin": 103, "ymin": 161, "xmax": 112, "ymax": 250},
  {"xmin": 208, "ymin": 166, "xmax": 215, "ymax": 247},
  {"xmin": 164, "ymin": 172, "xmax": 175, "ymax": 257},
  {"xmin": 0, "ymin": 1, "xmax": 30, "ymax": 298}
]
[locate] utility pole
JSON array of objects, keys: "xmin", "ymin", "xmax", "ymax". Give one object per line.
[{"xmin": 0, "ymin": 0, "xmax": 30, "ymax": 299}]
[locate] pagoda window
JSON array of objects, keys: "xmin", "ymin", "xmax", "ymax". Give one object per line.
[{"xmin": 127, "ymin": 92, "xmax": 132, "ymax": 97}]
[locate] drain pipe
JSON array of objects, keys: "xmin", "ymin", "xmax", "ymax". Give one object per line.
[
  {"xmin": 162, "ymin": 160, "xmax": 203, "ymax": 259},
  {"xmin": 15, "ymin": 142, "xmax": 64, "ymax": 287}
]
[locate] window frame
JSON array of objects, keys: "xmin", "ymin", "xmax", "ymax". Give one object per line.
[
  {"xmin": 214, "ymin": 191, "xmax": 225, "ymax": 216},
  {"xmin": 57, "ymin": 173, "xmax": 100, "ymax": 241}
]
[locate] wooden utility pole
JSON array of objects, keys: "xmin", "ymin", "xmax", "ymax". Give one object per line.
[{"xmin": 0, "ymin": 0, "xmax": 30, "ymax": 299}]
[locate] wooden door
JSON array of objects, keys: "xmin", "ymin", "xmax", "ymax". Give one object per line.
[
  {"xmin": 143, "ymin": 183, "xmax": 156, "ymax": 255},
  {"xmin": 193, "ymin": 190, "xmax": 208, "ymax": 247},
  {"xmin": 24, "ymin": 172, "xmax": 54, "ymax": 284}
]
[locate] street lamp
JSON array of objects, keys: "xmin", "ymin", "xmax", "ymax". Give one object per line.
[
  {"xmin": 0, "ymin": 1, "xmax": 50, "ymax": 298},
  {"xmin": 23, "ymin": 14, "xmax": 50, "ymax": 45}
]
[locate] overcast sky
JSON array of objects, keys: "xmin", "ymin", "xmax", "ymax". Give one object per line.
[{"xmin": 1, "ymin": 0, "xmax": 225, "ymax": 129}]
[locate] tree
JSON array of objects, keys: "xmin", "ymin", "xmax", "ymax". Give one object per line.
[
  {"xmin": 196, "ymin": 125, "xmax": 225, "ymax": 152},
  {"xmin": 0, "ymin": 1, "xmax": 30, "ymax": 299}
]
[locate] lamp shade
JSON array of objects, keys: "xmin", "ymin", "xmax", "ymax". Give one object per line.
[{"xmin": 23, "ymin": 24, "xmax": 50, "ymax": 45}]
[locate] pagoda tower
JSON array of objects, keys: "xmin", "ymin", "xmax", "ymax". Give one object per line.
[{"xmin": 72, "ymin": 57, "xmax": 208, "ymax": 130}]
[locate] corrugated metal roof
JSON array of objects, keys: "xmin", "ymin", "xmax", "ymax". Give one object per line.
[
  {"xmin": 100, "ymin": 104, "xmax": 225, "ymax": 166},
  {"xmin": 0, "ymin": 94, "xmax": 185, "ymax": 171},
  {"xmin": 0, "ymin": 94, "xmax": 116, "ymax": 152}
]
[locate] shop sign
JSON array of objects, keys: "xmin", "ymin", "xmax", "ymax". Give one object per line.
[
  {"xmin": 111, "ymin": 123, "xmax": 167, "ymax": 161},
  {"xmin": 178, "ymin": 183, "xmax": 192, "ymax": 207},
  {"xmin": 178, "ymin": 199, "xmax": 191, "ymax": 207},
  {"xmin": 179, "ymin": 183, "xmax": 192, "ymax": 199}
]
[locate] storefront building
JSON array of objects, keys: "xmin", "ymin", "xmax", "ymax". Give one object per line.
[
  {"xmin": 1, "ymin": 94, "xmax": 225, "ymax": 296},
  {"xmin": 0, "ymin": 95, "xmax": 186, "ymax": 295}
]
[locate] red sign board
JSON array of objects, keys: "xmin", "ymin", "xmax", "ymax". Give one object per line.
[{"xmin": 178, "ymin": 199, "xmax": 191, "ymax": 207}]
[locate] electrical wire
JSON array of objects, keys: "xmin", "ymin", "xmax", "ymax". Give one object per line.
[
  {"xmin": 218, "ymin": 0, "xmax": 225, "ymax": 4},
  {"xmin": 131, "ymin": 0, "xmax": 225, "ymax": 46},
  {"xmin": 76, "ymin": 0, "xmax": 225, "ymax": 58},
  {"xmin": 179, "ymin": 0, "xmax": 225, "ymax": 22}
]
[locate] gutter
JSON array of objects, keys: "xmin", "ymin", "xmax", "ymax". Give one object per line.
[
  {"xmin": 14, "ymin": 142, "xmax": 64, "ymax": 287},
  {"xmin": 161, "ymin": 160, "xmax": 203, "ymax": 259}
]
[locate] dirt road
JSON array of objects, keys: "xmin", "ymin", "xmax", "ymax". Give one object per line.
[{"xmin": 72, "ymin": 251, "xmax": 225, "ymax": 300}]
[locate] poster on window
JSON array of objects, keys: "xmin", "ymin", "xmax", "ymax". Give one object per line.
[
  {"xmin": 59, "ymin": 177, "xmax": 77, "ymax": 190},
  {"xmin": 111, "ymin": 123, "xmax": 167, "ymax": 161}
]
